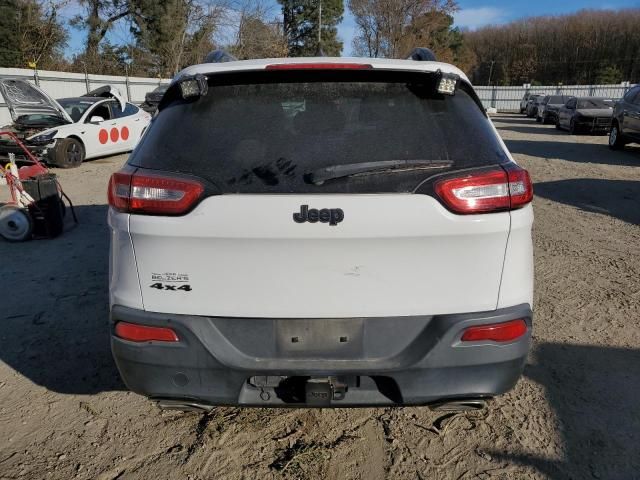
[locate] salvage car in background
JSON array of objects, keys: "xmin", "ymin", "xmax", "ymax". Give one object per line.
[
  {"xmin": 536, "ymin": 95, "xmax": 570, "ymax": 124},
  {"xmin": 556, "ymin": 97, "xmax": 614, "ymax": 134},
  {"xmin": 519, "ymin": 92, "xmax": 539, "ymax": 113},
  {"xmin": 140, "ymin": 84, "xmax": 169, "ymax": 114},
  {"xmin": 609, "ymin": 85, "xmax": 640, "ymax": 150},
  {"xmin": 525, "ymin": 95, "xmax": 544, "ymax": 118},
  {"xmin": 0, "ymin": 79, "xmax": 151, "ymax": 168}
]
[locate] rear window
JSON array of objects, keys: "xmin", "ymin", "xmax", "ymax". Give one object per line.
[{"xmin": 131, "ymin": 70, "xmax": 507, "ymax": 194}]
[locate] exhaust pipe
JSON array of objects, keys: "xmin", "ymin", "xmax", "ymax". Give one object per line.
[
  {"xmin": 429, "ymin": 399, "xmax": 487, "ymax": 412},
  {"xmin": 155, "ymin": 399, "xmax": 214, "ymax": 412}
]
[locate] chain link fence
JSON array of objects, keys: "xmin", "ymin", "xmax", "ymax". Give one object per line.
[{"xmin": 476, "ymin": 83, "xmax": 636, "ymax": 112}]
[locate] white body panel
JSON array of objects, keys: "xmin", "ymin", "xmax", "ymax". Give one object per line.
[
  {"xmin": 176, "ymin": 57, "xmax": 470, "ymax": 83},
  {"xmin": 123, "ymin": 195, "xmax": 512, "ymax": 318},
  {"xmin": 109, "ymin": 57, "xmax": 534, "ymax": 320},
  {"xmin": 28, "ymin": 101, "xmax": 150, "ymax": 160},
  {"xmin": 497, "ymin": 205, "xmax": 534, "ymax": 309}
]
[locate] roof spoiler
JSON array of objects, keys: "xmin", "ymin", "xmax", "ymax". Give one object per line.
[
  {"xmin": 203, "ymin": 50, "xmax": 237, "ymax": 64},
  {"xmin": 407, "ymin": 48, "xmax": 437, "ymax": 62}
]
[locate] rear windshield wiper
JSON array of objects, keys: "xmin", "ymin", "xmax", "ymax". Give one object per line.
[{"xmin": 304, "ymin": 159, "xmax": 453, "ymax": 185}]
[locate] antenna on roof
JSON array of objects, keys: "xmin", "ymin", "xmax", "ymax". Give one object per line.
[
  {"xmin": 203, "ymin": 50, "xmax": 237, "ymax": 64},
  {"xmin": 407, "ymin": 48, "xmax": 437, "ymax": 62},
  {"xmin": 316, "ymin": 0, "xmax": 325, "ymax": 56}
]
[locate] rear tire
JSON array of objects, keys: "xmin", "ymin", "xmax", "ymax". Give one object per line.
[
  {"xmin": 609, "ymin": 123, "xmax": 626, "ymax": 150},
  {"xmin": 0, "ymin": 205, "xmax": 33, "ymax": 242},
  {"xmin": 569, "ymin": 118, "xmax": 579, "ymax": 135},
  {"xmin": 51, "ymin": 138, "xmax": 85, "ymax": 168}
]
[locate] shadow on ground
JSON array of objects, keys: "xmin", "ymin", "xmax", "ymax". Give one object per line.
[
  {"xmin": 505, "ymin": 138, "xmax": 640, "ymax": 167},
  {"xmin": 491, "ymin": 342, "xmax": 640, "ymax": 479},
  {"xmin": 534, "ymin": 178, "xmax": 640, "ymax": 225},
  {"xmin": 0, "ymin": 204, "xmax": 124, "ymax": 394}
]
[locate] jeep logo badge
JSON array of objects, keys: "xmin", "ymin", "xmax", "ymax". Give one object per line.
[{"xmin": 293, "ymin": 205, "xmax": 344, "ymax": 226}]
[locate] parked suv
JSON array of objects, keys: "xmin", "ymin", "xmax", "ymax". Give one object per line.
[
  {"xmin": 610, "ymin": 85, "xmax": 640, "ymax": 149},
  {"xmin": 108, "ymin": 55, "xmax": 534, "ymax": 409}
]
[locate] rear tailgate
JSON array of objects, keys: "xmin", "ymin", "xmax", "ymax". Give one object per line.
[
  {"xmin": 130, "ymin": 195, "xmax": 509, "ymax": 318},
  {"xmin": 127, "ymin": 68, "xmax": 512, "ymax": 318}
]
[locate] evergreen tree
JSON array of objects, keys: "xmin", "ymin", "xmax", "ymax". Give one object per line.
[
  {"xmin": 278, "ymin": 0, "xmax": 344, "ymax": 57},
  {"xmin": 0, "ymin": 0, "xmax": 20, "ymax": 67}
]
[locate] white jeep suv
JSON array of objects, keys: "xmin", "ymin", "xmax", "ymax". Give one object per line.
[{"xmin": 108, "ymin": 54, "xmax": 534, "ymax": 409}]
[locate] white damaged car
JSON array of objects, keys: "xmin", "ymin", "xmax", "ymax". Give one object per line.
[{"xmin": 0, "ymin": 79, "xmax": 151, "ymax": 168}]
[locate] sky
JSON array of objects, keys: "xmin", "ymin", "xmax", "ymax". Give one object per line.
[{"xmin": 62, "ymin": 0, "xmax": 638, "ymax": 58}]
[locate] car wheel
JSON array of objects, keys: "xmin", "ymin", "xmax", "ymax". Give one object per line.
[
  {"xmin": 0, "ymin": 205, "xmax": 33, "ymax": 242},
  {"xmin": 52, "ymin": 138, "xmax": 85, "ymax": 168},
  {"xmin": 608, "ymin": 123, "xmax": 626, "ymax": 150},
  {"xmin": 569, "ymin": 119, "xmax": 579, "ymax": 135},
  {"xmin": 536, "ymin": 116, "xmax": 542, "ymax": 123},
  {"xmin": 555, "ymin": 120, "xmax": 562, "ymax": 130}
]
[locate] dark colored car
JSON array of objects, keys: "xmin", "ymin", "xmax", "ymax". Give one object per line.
[
  {"xmin": 520, "ymin": 92, "xmax": 538, "ymax": 113},
  {"xmin": 525, "ymin": 95, "xmax": 543, "ymax": 118},
  {"xmin": 537, "ymin": 95, "xmax": 570, "ymax": 124},
  {"xmin": 609, "ymin": 85, "xmax": 640, "ymax": 150},
  {"xmin": 140, "ymin": 85, "xmax": 169, "ymax": 114},
  {"xmin": 556, "ymin": 97, "xmax": 615, "ymax": 135}
]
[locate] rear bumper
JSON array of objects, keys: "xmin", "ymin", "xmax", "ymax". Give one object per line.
[
  {"xmin": 576, "ymin": 118, "xmax": 612, "ymax": 132},
  {"xmin": 110, "ymin": 304, "xmax": 532, "ymax": 407}
]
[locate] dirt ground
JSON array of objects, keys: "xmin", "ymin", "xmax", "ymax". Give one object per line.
[{"xmin": 1, "ymin": 114, "xmax": 639, "ymax": 480}]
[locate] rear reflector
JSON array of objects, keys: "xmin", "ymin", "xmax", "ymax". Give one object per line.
[
  {"xmin": 108, "ymin": 170, "xmax": 204, "ymax": 215},
  {"xmin": 115, "ymin": 322, "xmax": 179, "ymax": 343},
  {"xmin": 265, "ymin": 63, "xmax": 373, "ymax": 70},
  {"xmin": 434, "ymin": 164, "xmax": 533, "ymax": 214},
  {"xmin": 461, "ymin": 319, "xmax": 527, "ymax": 343}
]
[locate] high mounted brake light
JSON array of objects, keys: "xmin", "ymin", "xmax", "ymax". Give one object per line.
[
  {"xmin": 108, "ymin": 170, "xmax": 204, "ymax": 215},
  {"xmin": 434, "ymin": 164, "xmax": 533, "ymax": 214},
  {"xmin": 265, "ymin": 63, "xmax": 373, "ymax": 71}
]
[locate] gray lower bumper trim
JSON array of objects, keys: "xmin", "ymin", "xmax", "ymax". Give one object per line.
[{"xmin": 110, "ymin": 304, "xmax": 532, "ymax": 406}]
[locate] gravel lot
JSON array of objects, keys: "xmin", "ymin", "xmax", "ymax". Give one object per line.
[{"xmin": 1, "ymin": 114, "xmax": 639, "ymax": 480}]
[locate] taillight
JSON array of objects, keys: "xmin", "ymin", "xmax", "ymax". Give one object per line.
[
  {"xmin": 461, "ymin": 319, "xmax": 527, "ymax": 343},
  {"xmin": 434, "ymin": 164, "xmax": 533, "ymax": 214},
  {"xmin": 265, "ymin": 63, "xmax": 373, "ymax": 70},
  {"xmin": 115, "ymin": 322, "xmax": 179, "ymax": 343},
  {"xmin": 504, "ymin": 163, "xmax": 534, "ymax": 208},
  {"xmin": 108, "ymin": 170, "xmax": 204, "ymax": 215}
]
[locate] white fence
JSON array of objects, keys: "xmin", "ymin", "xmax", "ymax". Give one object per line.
[
  {"xmin": 476, "ymin": 83, "xmax": 636, "ymax": 112},
  {"xmin": 0, "ymin": 67, "xmax": 170, "ymax": 125},
  {"xmin": 0, "ymin": 67, "xmax": 637, "ymax": 124}
]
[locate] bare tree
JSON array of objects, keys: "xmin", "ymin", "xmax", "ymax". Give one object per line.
[
  {"xmin": 16, "ymin": 0, "xmax": 68, "ymax": 69},
  {"xmin": 72, "ymin": 0, "xmax": 131, "ymax": 70},
  {"xmin": 226, "ymin": 0, "xmax": 287, "ymax": 59},
  {"xmin": 465, "ymin": 9, "xmax": 640, "ymax": 85},
  {"xmin": 348, "ymin": 0, "xmax": 457, "ymax": 58}
]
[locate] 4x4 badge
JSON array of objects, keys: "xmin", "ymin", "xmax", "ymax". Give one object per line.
[{"xmin": 293, "ymin": 205, "xmax": 344, "ymax": 226}]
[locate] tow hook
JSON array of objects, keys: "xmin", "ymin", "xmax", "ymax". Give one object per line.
[{"xmin": 305, "ymin": 377, "xmax": 347, "ymax": 405}]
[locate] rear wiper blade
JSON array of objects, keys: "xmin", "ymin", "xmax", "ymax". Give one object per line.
[{"xmin": 305, "ymin": 160, "xmax": 453, "ymax": 185}]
